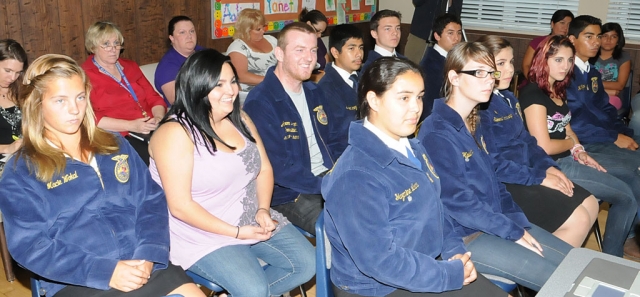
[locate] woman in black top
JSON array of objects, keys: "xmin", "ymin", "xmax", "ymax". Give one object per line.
[{"xmin": 520, "ymin": 35, "xmax": 638, "ymax": 257}]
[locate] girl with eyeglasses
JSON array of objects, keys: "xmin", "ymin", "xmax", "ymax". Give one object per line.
[
  {"xmin": 417, "ymin": 41, "xmax": 572, "ymax": 292},
  {"xmin": 476, "ymin": 35, "xmax": 599, "ymax": 249}
]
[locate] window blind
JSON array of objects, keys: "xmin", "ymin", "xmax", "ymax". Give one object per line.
[
  {"xmin": 607, "ymin": 1, "xmax": 640, "ymax": 41},
  {"xmin": 461, "ymin": 1, "xmax": 580, "ymax": 34}
]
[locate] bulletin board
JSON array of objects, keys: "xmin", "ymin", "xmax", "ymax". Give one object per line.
[{"xmin": 211, "ymin": 0, "xmax": 377, "ymax": 39}]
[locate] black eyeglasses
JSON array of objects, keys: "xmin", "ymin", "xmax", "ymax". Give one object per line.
[{"xmin": 458, "ymin": 69, "xmax": 501, "ymax": 79}]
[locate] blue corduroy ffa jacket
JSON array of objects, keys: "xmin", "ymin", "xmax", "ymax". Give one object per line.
[
  {"xmin": 478, "ymin": 90, "xmax": 558, "ymax": 185},
  {"xmin": 420, "ymin": 46, "xmax": 446, "ymax": 120},
  {"xmin": 360, "ymin": 50, "xmax": 407, "ymax": 76},
  {"xmin": 418, "ymin": 100, "xmax": 530, "ymax": 240},
  {"xmin": 317, "ymin": 63, "xmax": 358, "ymax": 159},
  {"xmin": 244, "ymin": 67, "xmax": 335, "ymax": 206},
  {"xmin": 322, "ymin": 121, "xmax": 466, "ymax": 297},
  {"xmin": 0, "ymin": 137, "xmax": 169, "ymax": 296},
  {"xmin": 566, "ymin": 65, "xmax": 633, "ymax": 144}
]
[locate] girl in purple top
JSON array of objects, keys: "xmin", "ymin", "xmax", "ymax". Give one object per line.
[{"xmin": 149, "ymin": 49, "xmax": 315, "ymax": 296}]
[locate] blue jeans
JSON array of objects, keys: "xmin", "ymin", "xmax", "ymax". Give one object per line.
[
  {"xmin": 556, "ymin": 155, "xmax": 638, "ymax": 256},
  {"xmin": 583, "ymin": 140, "xmax": 640, "ymax": 199},
  {"xmin": 466, "ymin": 224, "xmax": 572, "ymax": 291},
  {"xmin": 188, "ymin": 224, "xmax": 315, "ymax": 297},
  {"xmin": 628, "ymin": 94, "xmax": 640, "ymax": 133}
]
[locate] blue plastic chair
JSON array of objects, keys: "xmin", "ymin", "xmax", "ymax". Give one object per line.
[
  {"xmin": 314, "ymin": 212, "xmax": 333, "ymax": 297},
  {"xmin": 185, "ymin": 270, "xmax": 225, "ymax": 296},
  {"xmin": 30, "ymin": 277, "xmax": 184, "ymax": 297}
]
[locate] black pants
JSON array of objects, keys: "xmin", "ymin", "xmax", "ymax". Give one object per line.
[
  {"xmin": 272, "ymin": 193, "xmax": 323, "ymax": 236},
  {"xmin": 54, "ymin": 263, "xmax": 192, "ymax": 297},
  {"xmin": 333, "ymin": 273, "xmax": 507, "ymax": 297},
  {"xmin": 125, "ymin": 135, "xmax": 150, "ymax": 166}
]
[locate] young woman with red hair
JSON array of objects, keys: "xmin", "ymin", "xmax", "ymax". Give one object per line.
[{"xmin": 519, "ymin": 35, "xmax": 639, "ymax": 257}]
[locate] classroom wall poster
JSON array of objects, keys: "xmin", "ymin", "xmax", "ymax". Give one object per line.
[
  {"xmin": 264, "ymin": 0, "xmax": 299, "ymax": 14},
  {"xmin": 221, "ymin": 2, "xmax": 260, "ymax": 24},
  {"xmin": 365, "ymin": 0, "xmax": 374, "ymax": 5},
  {"xmin": 351, "ymin": 0, "xmax": 360, "ymax": 10},
  {"xmin": 325, "ymin": 0, "xmax": 336, "ymax": 11},
  {"xmin": 302, "ymin": 0, "xmax": 316, "ymax": 10}
]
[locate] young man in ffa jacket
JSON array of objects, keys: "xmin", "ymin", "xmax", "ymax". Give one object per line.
[
  {"xmin": 361, "ymin": 10, "xmax": 405, "ymax": 74},
  {"xmin": 566, "ymin": 15, "xmax": 640, "ymax": 258},
  {"xmin": 243, "ymin": 22, "xmax": 335, "ymax": 235},
  {"xmin": 420, "ymin": 13, "xmax": 463, "ymax": 120},
  {"xmin": 317, "ymin": 24, "xmax": 364, "ymax": 158}
]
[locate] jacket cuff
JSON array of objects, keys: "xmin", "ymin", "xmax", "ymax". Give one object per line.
[
  {"xmin": 133, "ymin": 244, "xmax": 169, "ymax": 269},
  {"xmin": 440, "ymin": 260, "xmax": 465, "ymax": 291},
  {"xmin": 86, "ymin": 258, "xmax": 119, "ymax": 290}
]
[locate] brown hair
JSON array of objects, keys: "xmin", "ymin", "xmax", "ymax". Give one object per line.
[
  {"xmin": 443, "ymin": 42, "xmax": 496, "ymax": 135},
  {"xmin": 277, "ymin": 22, "xmax": 316, "ymax": 49},
  {"xmin": 0, "ymin": 39, "xmax": 28, "ymax": 106}
]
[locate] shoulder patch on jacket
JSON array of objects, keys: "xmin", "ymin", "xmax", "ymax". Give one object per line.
[
  {"xmin": 112, "ymin": 155, "xmax": 130, "ymax": 183},
  {"xmin": 314, "ymin": 105, "xmax": 328, "ymax": 125}
]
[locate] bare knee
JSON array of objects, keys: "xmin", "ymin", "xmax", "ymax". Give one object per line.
[{"xmin": 582, "ymin": 195, "xmax": 600, "ymax": 222}]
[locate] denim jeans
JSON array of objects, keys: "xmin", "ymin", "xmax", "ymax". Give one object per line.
[
  {"xmin": 583, "ymin": 140, "xmax": 640, "ymax": 199},
  {"xmin": 188, "ymin": 224, "xmax": 315, "ymax": 297},
  {"xmin": 466, "ymin": 224, "xmax": 572, "ymax": 291},
  {"xmin": 628, "ymin": 95, "xmax": 640, "ymax": 133},
  {"xmin": 556, "ymin": 155, "xmax": 638, "ymax": 256},
  {"xmin": 272, "ymin": 194, "xmax": 324, "ymax": 236}
]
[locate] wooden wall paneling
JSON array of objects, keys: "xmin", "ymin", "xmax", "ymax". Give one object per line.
[
  {"xmin": 58, "ymin": 0, "xmax": 87, "ymax": 62},
  {"xmin": 80, "ymin": 0, "xmax": 114, "ymax": 63},
  {"xmin": 1, "ymin": 0, "xmax": 23, "ymax": 46},
  {"xmin": 134, "ymin": 0, "xmax": 166, "ymax": 64},
  {"xmin": 111, "ymin": 0, "xmax": 138, "ymax": 61},
  {"xmin": 187, "ymin": 0, "xmax": 209, "ymax": 52},
  {"xmin": 19, "ymin": 0, "xmax": 62, "ymax": 61},
  {"xmin": 0, "ymin": 1, "xmax": 9, "ymax": 39}
]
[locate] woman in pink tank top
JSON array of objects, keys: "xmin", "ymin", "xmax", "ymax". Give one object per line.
[{"xmin": 149, "ymin": 49, "xmax": 315, "ymax": 297}]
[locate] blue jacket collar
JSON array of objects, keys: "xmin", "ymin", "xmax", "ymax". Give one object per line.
[
  {"xmin": 432, "ymin": 99, "xmax": 466, "ymax": 132},
  {"xmin": 348, "ymin": 120, "xmax": 423, "ymax": 169}
]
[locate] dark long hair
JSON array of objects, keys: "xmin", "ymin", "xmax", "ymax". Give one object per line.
[
  {"xmin": 599, "ymin": 22, "xmax": 625, "ymax": 60},
  {"xmin": 529, "ymin": 35, "xmax": 575, "ymax": 98},
  {"xmin": 0, "ymin": 39, "xmax": 28, "ymax": 105},
  {"xmin": 165, "ymin": 49, "xmax": 255, "ymax": 154},
  {"xmin": 357, "ymin": 57, "xmax": 423, "ymax": 119}
]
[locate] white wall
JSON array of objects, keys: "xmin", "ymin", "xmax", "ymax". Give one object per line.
[
  {"xmin": 578, "ymin": 0, "xmax": 609, "ymax": 20},
  {"xmin": 379, "ymin": 0, "xmax": 414, "ymax": 21},
  {"xmin": 379, "ymin": 0, "xmax": 610, "ymax": 25}
]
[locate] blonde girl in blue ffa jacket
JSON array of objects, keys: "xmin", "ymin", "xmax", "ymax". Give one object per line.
[
  {"xmin": 322, "ymin": 57, "xmax": 506, "ymax": 297},
  {"xmin": 417, "ymin": 42, "xmax": 572, "ymax": 292},
  {"xmin": 0, "ymin": 55, "xmax": 204, "ymax": 297}
]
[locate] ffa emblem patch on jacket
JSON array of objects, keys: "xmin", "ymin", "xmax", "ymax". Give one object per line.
[
  {"xmin": 314, "ymin": 105, "xmax": 328, "ymax": 125},
  {"xmin": 462, "ymin": 150, "xmax": 473, "ymax": 162},
  {"xmin": 112, "ymin": 155, "xmax": 130, "ymax": 183},
  {"xmin": 591, "ymin": 77, "xmax": 598, "ymax": 93}
]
